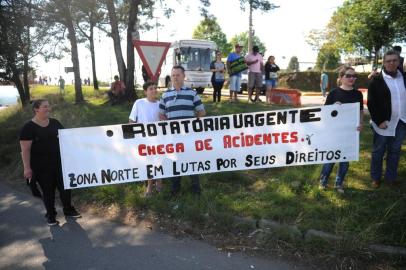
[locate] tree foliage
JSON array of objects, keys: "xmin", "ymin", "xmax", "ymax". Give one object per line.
[
  {"xmin": 192, "ymin": 15, "xmax": 231, "ymax": 55},
  {"xmin": 229, "ymin": 31, "xmax": 266, "ymax": 56},
  {"xmin": 315, "ymin": 42, "xmax": 340, "ymax": 71},
  {"xmin": 238, "ymin": 0, "xmax": 278, "ymax": 12},
  {"xmin": 0, "ymin": 0, "xmax": 39, "ymax": 106},
  {"xmin": 327, "ymin": 0, "xmax": 406, "ymax": 64},
  {"xmin": 287, "ymin": 56, "xmax": 299, "ymax": 72},
  {"xmin": 305, "ymin": 29, "xmax": 327, "ymax": 51}
]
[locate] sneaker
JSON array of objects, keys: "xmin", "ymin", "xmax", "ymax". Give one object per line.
[
  {"xmin": 371, "ymin": 180, "xmax": 380, "ymax": 189},
  {"xmin": 64, "ymin": 208, "xmax": 81, "ymax": 218},
  {"xmin": 318, "ymin": 184, "xmax": 327, "ymax": 190},
  {"xmin": 334, "ymin": 185, "xmax": 345, "ymax": 194},
  {"xmin": 47, "ymin": 216, "xmax": 59, "ymax": 226}
]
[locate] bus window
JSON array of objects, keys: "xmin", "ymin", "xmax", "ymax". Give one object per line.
[{"xmin": 179, "ymin": 47, "xmax": 212, "ymax": 71}]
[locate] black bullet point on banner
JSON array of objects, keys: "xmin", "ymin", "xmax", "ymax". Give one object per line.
[
  {"xmin": 106, "ymin": 130, "xmax": 114, "ymax": 137},
  {"xmin": 331, "ymin": 110, "xmax": 338, "ymax": 117}
]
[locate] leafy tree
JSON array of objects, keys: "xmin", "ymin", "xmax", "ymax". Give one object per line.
[
  {"xmin": 315, "ymin": 42, "xmax": 340, "ymax": 71},
  {"xmin": 305, "ymin": 29, "xmax": 327, "ymax": 51},
  {"xmin": 105, "ymin": 0, "xmax": 127, "ymax": 89},
  {"xmin": 239, "ymin": 0, "xmax": 279, "ymax": 51},
  {"xmin": 192, "ymin": 15, "xmax": 232, "ymax": 55},
  {"xmin": 287, "ymin": 56, "xmax": 299, "ymax": 72},
  {"xmin": 75, "ymin": 0, "xmax": 107, "ymax": 91},
  {"xmin": 229, "ymin": 31, "xmax": 266, "ymax": 56},
  {"xmin": 327, "ymin": 0, "xmax": 406, "ymax": 64},
  {"xmin": 39, "ymin": 0, "xmax": 85, "ymax": 103},
  {"xmin": 0, "ymin": 0, "xmax": 38, "ymax": 106}
]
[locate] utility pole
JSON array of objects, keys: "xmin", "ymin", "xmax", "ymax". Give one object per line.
[
  {"xmin": 154, "ymin": 16, "xmax": 160, "ymax": 41},
  {"xmin": 248, "ymin": 3, "xmax": 253, "ymax": 53}
]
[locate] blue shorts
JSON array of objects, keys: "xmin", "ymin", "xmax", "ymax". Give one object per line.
[{"xmin": 266, "ymin": 79, "xmax": 277, "ymax": 88}]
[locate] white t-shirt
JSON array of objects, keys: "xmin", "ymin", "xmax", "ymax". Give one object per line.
[{"xmin": 129, "ymin": 98, "xmax": 160, "ymax": 123}]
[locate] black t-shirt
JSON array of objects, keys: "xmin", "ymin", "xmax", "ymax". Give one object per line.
[
  {"xmin": 325, "ymin": 87, "xmax": 364, "ymax": 110},
  {"xmin": 19, "ymin": 118, "xmax": 64, "ymax": 172},
  {"xmin": 264, "ymin": 63, "xmax": 280, "ymax": 80}
]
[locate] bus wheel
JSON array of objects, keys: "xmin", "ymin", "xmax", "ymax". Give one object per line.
[
  {"xmin": 196, "ymin": 87, "xmax": 204, "ymax": 94},
  {"xmin": 165, "ymin": 77, "xmax": 171, "ymax": 88}
]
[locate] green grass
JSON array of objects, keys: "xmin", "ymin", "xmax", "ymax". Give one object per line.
[{"xmin": 1, "ymin": 85, "xmax": 406, "ymax": 264}]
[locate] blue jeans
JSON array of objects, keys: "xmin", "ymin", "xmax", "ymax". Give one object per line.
[
  {"xmin": 371, "ymin": 120, "xmax": 406, "ymax": 182},
  {"xmin": 320, "ymin": 162, "xmax": 349, "ymax": 187}
]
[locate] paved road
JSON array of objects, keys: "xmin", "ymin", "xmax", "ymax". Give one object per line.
[
  {"xmin": 201, "ymin": 89, "xmax": 325, "ymax": 107},
  {"xmin": 0, "ymin": 183, "xmax": 308, "ymax": 270}
]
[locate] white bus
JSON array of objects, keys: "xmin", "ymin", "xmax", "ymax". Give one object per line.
[{"xmin": 158, "ymin": 39, "xmax": 217, "ymax": 94}]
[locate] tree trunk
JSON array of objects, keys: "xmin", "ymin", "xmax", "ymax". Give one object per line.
[
  {"xmin": 23, "ymin": 1, "xmax": 32, "ymax": 102},
  {"xmin": 89, "ymin": 21, "xmax": 99, "ymax": 90},
  {"xmin": 23, "ymin": 53, "xmax": 30, "ymax": 102},
  {"xmin": 12, "ymin": 69, "xmax": 28, "ymax": 107},
  {"xmin": 66, "ymin": 12, "xmax": 84, "ymax": 103},
  {"xmin": 106, "ymin": 0, "xmax": 126, "ymax": 83},
  {"xmin": 373, "ymin": 47, "xmax": 380, "ymax": 66},
  {"xmin": 125, "ymin": 0, "xmax": 140, "ymax": 101}
]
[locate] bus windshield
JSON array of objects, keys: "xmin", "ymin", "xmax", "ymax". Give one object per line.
[{"xmin": 178, "ymin": 47, "xmax": 212, "ymax": 71}]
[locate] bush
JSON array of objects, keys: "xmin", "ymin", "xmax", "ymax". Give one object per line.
[{"xmin": 278, "ymin": 71, "xmax": 370, "ymax": 91}]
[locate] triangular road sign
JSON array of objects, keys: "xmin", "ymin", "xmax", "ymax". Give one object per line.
[{"xmin": 133, "ymin": 40, "xmax": 171, "ymax": 82}]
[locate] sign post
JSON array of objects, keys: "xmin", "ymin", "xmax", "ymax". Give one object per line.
[{"xmin": 133, "ymin": 40, "xmax": 171, "ymax": 82}]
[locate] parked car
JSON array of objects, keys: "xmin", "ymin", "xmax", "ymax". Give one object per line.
[{"xmin": 239, "ymin": 69, "xmax": 266, "ymax": 94}]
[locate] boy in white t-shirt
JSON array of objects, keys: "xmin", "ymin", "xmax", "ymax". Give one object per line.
[{"xmin": 129, "ymin": 81, "xmax": 162, "ymax": 196}]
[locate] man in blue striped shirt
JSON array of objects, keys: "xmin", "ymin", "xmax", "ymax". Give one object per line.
[{"xmin": 159, "ymin": 65, "xmax": 206, "ymax": 195}]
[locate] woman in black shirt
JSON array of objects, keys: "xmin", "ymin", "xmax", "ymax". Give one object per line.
[
  {"xmin": 264, "ymin": 56, "xmax": 280, "ymax": 104},
  {"xmin": 319, "ymin": 66, "xmax": 364, "ymax": 193},
  {"xmin": 20, "ymin": 99, "xmax": 80, "ymax": 226}
]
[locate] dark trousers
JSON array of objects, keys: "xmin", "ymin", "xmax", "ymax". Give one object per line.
[
  {"xmin": 34, "ymin": 170, "xmax": 73, "ymax": 217},
  {"xmin": 371, "ymin": 120, "xmax": 406, "ymax": 181},
  {"xmin": 171, "ymin": 175, "xmax": 201, "ymax": 193},
  {"xmin": 212, "ymin": 81, "xmax": 224, "ymax": 102}
]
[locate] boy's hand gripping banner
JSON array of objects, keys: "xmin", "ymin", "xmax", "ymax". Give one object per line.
[{"xmin": 59, "ymin": 104, "xmax": 360, "ymax": 189}]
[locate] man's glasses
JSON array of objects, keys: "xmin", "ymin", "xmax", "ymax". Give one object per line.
[{"xmin": 344, "ymin": 74, "xmax": 357, "ymax": 79}]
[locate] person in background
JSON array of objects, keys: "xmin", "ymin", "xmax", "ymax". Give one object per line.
[
  {"xmin": 129, "ymin": 81, "xmax": 162, "ymax": 197},
  {"xmin": 368, "ymin": 66, "xmax": 379, "ymax": 80},
  {"xmin": 142, "ymin": 65, "xmax": 150, "ymax": 83},
  {"xmin": 319, "ymin": 66, "xmax": 364, "ymax": 193},
  {"xmin": 226, "ymin": 44, "xmax": 244, "ymax": 103},
  {"xmin": 58, "ymin": 76, "xmax": 65, "ymax": 95},
  {"xmin": 320, "ymin": 70, "xmax": 328, "ymax": 98},
  {"xmin": 20, "ymin": 99, "xmax": 81, "ymax": 226},
  {"xmin": 264, "ymin": 56, "xmax": 280, "ymax": 104},
  {"xmin": 245, "ymin": 45, "xmax": 264, "ymax": 103},
  {"xmin": 159, "ymin": 66, "xmax": 206, "ymax": 196},
  {"xmin": 108, "ymin": 75, "xmax": 126, "ymax": 104},
  {"xmin": 367, "ymin": 49, "xmax": 406, "ymax": 188},
  {"xmin": 210, "ymin": 51, "xmax": 225, "ymax": 102}
]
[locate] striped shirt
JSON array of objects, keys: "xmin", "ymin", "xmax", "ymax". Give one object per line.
[{"xmin": 159, "ymin": 87, "xmax": 205, "ymax": 120}]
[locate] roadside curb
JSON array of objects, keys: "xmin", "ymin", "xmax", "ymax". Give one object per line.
[{"xmin": 232, "ymin": 217, "xmax": 406, "ymax": 257}]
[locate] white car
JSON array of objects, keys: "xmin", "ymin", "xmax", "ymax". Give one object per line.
[{"xmin": 0, "ymin": 85, "xmax": 19, "ymax": 106}]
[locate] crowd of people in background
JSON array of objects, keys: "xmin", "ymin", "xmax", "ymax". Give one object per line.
[{"xmin": 220, "ymin": 44, "xmax": 281, "ymax": 104}]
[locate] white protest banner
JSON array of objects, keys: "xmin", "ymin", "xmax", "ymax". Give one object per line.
[{"xmin": 59, "ymin": 103, "xmax": 360, "ymax": 189}]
